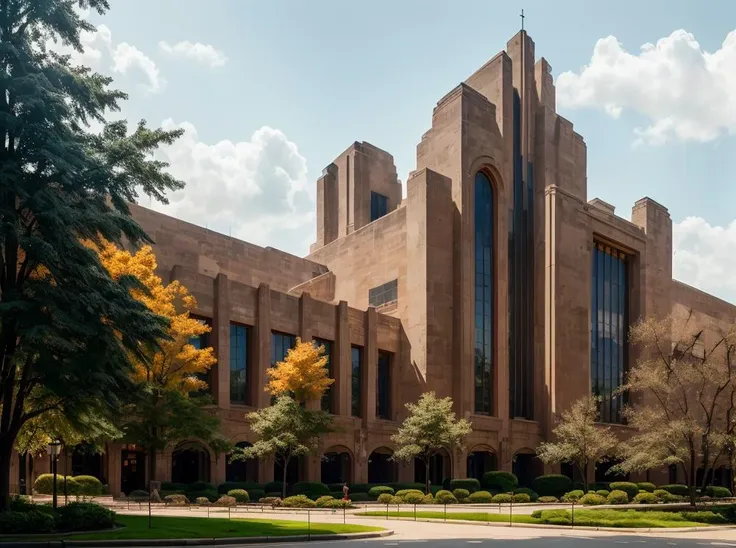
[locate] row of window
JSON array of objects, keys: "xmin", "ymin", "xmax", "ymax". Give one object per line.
[
  {"xmin": 369, "ymin": 279, "xmax": 398, "ymax": 308},
  {"xmin": 197, "ymin": 324, "xmax": 392, "ymax": 419}
]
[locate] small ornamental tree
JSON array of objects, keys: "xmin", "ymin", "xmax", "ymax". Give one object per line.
[
  {"xmin": 391, "ymin": 392, "xmax": 472, "ymax": 495},
  {"xmin": 267, "ymin": 338, "xmax": 334, "ymax": 403},
  {"xmin": 536, "ymin": 396, "xmax": 617, "ymax": 492}
]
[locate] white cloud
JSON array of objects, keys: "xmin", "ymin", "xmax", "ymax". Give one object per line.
[
  {"xmin": 144, "ymin": 121, "xmax": 315, "ymax": 255},
  {"xmin": 111, "ymin": 42, "xmax": 164, "ymax": 93},
  {"xmin": 557, "ymin": 30, "xmax": 736, "ymax": 145},
  {"xmin": 673, "ymin": 217, "xmax": 736, "ymax": 303},
  {"xmin": 158, "ymin": 41, "xmax": 228, "ymax": 68}
]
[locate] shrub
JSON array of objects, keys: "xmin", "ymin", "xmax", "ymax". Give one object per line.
[
  {"xmin": 605, "ymin": 490, "xmax": 629, "ymax": 505},
  {"xmin": 538, "ymin": 496, "xmax": 559, "ymax": 503},
  {"xmin": 227, "ymin": 489, "xmax": 250, "ymax": 503},
  {"xmin": 491, "ymin": 493, "xmax": 512, "ymax": 503},
  {"xmin": 589, "ymin": 482, "xmax": 610, "ymax": 491},
  {"xmin": 56, "ymin": 502, "xmax": 116, "ymax": 532},
  {"xmin": 128, "ymin": 490, "xmax": 149, "ymax": 501},
  {"xmin": 161, "ymin": 482, "xmax": 187, "ymax": 491},
  {"xmin": 69, "ymin": 475, "xmax": 103, "ymax": 496},
  {"xmin": 315, "ymin": 495, "xmax": 335, "ymax": 507},
  {"xmin": 532, "ymin": 475, "xmax": 573, "ymax": 498},
  {"xmin": 637, "ymin": 482, "xmax": 656, "ymax": 493},
  {"xmin": 579, "ymin": 493, "xmax": 605, "ymax": 506},
  {"xmin": 467, "ymin": 490, "xmax": 494, "ymax": 503},
  {"xmin": 34, "ymin": 473, "xmax": 68, "ymax": 495},
  {"xmin": 449, "ymin": 478, "xmax": 481, "ymax": 493},
  {"xmin": 265, "ymin": 492, "xmax": 282, "ymax": 498},
  {"xmin": 215, "ymin": 495, "xmax": 237, "ymax": 507},
  {"xmin": 368, "ymin": 486, "xmax": 395, "ymax": 497},
  {"xmin": 350, "ymin": 492, "xmax": 371, "ymax": 502},
  {"xmin": 705, "ymin": 486, "xmax": 732, "ymax": 499},
  {"xmin": 482, "ymin": 471, "xmax": 518, "ymax": 493},
  {"xmin": 249, "ymin": 489, "xmax": 265, "ymax": 501},
  {"xmin": 187, "ymin": 489, "xmax": 218, "ymax": 503},
  {"xmin": 513, "ymin": 493, "xmax": 531, "ymax": 503},
  {"xmin": 186, "ymin": 481, "xmax": 216, "ymax": 492},
  {"xmin": 330, "ymin": 499, "xmax": 352, "ymax": 508},
  {"xmin": 422, "ymin": 493, "xmax": 434, "ymax": 504},
  {"xmin": 330, "ymin": 492, "xmax": 344, "ymax": 500},
  {"xmin": 292, "ymin": 482, "xmax": 330, "ymax": 498},
  {"xmin": 164, "ymin": 494, "xmax": 190, "ymax": 506},
  {"xmin": 396, "ymin": 488, "xmax": 424, "ymax": 498},
  {"xmin": 682, "ymin": 511, "xmax": 727, "ymax": 524},
  {"xmin": 377, "ymin": 493, "xmax": 394, "ymax": 504},
  {"xmin": 453, "ymin": 488, "xmax": 470, "ymax": 501},
  {"xmin": 596, "ymin": 489, "xmax": 610, "ymax": 497},
  {"xmin": 535, "ymin": 509, "xmax": 572, "ymax": 525},
  {"xmin": 264, "ymin": 481, "xmax": 285, "ymax": 494},
  {"xmin": 514, "ymin": 487, "xmax": 539, "ymax": 502},
  {"xmin": 561, "ymin": 490, "xmax": 584, "ymax": 502},
  {"xmin": 435, "ymin": 490, "xmax": 457, "ymax": 504},
  {"xmin": 653, "ymin": 489, "xmax": 669, "ymax": 501},
  {"xmin": 195, "ymin": 497, "xmax": 211, "ymax": 505},
  {"xmin": 283, "ymin": 495, "xmax": 316, "ymax": 508},
  {"xmin": 658, "ymin": 484, "xmax": 689, "ymax": 496},
  {"xmin": 388, "ymin": 495, "xmax": 403, "ymax": 504},
  {"xmin": 609, "ymin": 482, "xmax": 639, "ymax": 499},
  {"xmin": 347, "ymin": 483, "xmax": 371, "ymax": 493},
  {"xmin": 217, "ymin": 482, "xmax": 261, "ymax": 494},
  {"xmin": 403, "ymin": 491, "xmax": 426, "ymax": 504},
  {"xmin": 260, "ymin": 497, "xmax": 282, "ymax": 506},
  {"xmin": 633, "ymin": 492, "xmax": 657, "ymax": 504},
  {"xmin": 0, "ymin": 510, "xmax": 55, "ymax": 534},
  {"xmin": 714, "ymin": 504, "xmax": 736, "ymax": 523}
]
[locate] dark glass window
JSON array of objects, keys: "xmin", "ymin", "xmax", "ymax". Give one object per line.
[
  {"xmin": 271, "ymin": 332, "xmax": 296, "ymax": 366},
  {"xmin": 591, "ymin": 242, "xmax": 628, "ymax": 424},
  {"xmin": 314, "ymin": 338, "xmax": 333, "ymax": 413},
  {"xmin": 351, "ymin": 346, "xmax": 362, "ymax": 417},
  {"xmin": 368, "ymin": 279, "xmax": 398, "ymax": 308},
  {"xmin": 190, "ymin": 317, "xmax": 212, "ymax": 397},
  {"xmin": 370, "ymin": 192, "xmax": 388, "ymax": 222},
  {"xmin": 474, "ymin": 172, "xmax": 493, "ymax": 415},
  {"xmin": 376, "ymin": 351, "xmax": 391, "ymax": 419},
  {"xmin": 230, "ymin": 323, "xmax": 250, "ymax": 404}
]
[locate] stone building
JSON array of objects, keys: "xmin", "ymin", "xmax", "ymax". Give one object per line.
[{"xmin": 13, "ymin": 30, "xmax": 735, "ymax": 496}]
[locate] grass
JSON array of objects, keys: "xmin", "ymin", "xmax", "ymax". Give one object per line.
[
  {"xmin": 360, "ymin": 508, "xmax": 723, "ymax": 528},
  {"xmin": 0, "ymin": 514, "xmax": 385, "ymax": 542}
]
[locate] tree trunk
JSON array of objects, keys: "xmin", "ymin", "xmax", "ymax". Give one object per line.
[
  {"xmin": 582, "ymin": 463, "xmax": 588, "ymax": 493},
  {"xmin": 148, "ymin": 445, "xmax": 156, "ymax": 489},
  {"xmin": 282, "ymin": 455, "xmax": 289, "ymax": 500},
  {"xmin": 424, "ymin": 459, "xmax": 430, "ymax": 495},
  {"xmin": 688, "ymin": 452, "xmax": 697, "ymax": 507},
  {"xmin": 0, "ymin": 441, "xmax": 12, "ymax": 511}
]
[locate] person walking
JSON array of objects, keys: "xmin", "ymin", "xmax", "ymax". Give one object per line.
[{"xmin": 342, "ymin": 483, "xmax": 349, "ymax": 501}]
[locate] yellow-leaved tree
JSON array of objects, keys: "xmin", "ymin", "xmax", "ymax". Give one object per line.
[
  {"xmin": 267, "ymin": 338, "xmax": 334, "ymax": 403},
  {"xmin": 96, "ymin": 241, "xmax": 225, "ymax": 485}
]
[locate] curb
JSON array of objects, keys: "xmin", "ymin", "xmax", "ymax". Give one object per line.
[{"xmin": 2, "ymin": 530, "xmax": 393, "ymax": 547}]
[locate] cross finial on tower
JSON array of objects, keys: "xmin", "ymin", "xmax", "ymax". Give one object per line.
[{"xmin": 520, "ymin": 9, "xmax": 525, "ymax": 31}]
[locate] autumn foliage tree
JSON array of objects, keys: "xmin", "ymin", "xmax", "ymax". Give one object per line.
[{"xmin": 267, "ymin": 338, "xmax": 334, "ymax": 403}]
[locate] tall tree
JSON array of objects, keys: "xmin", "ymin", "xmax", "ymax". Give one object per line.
[
  {"xmin": 267, "ymin": 338, "xmax": 333, "ymax": 404},
  {"xmin": 96, "ymin": 242, "xmax": 223, "ymax": 484},
  {"xmin": 0, "ymin": 0, "xmax": 184, "ymax": 509},
  {"xmin": 536, "ymin": 396, "xmax": 618, "ymax": 492},
  {"xmin": 614, "ymin": 309, "xmax": 736, "ymax": 505},
  {"xmin": 391, "ymin": 392, "xmax": 472, "ymax": 495}
]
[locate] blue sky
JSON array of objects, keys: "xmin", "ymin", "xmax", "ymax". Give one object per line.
[{"xmin": 77, "ymin": 0, "xmax": 736, "ymax": 302}]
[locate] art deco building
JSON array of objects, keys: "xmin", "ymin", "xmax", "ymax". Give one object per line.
[{"xmin": 12, "ymin": 31, "xmax": 735, "ymax": 496}]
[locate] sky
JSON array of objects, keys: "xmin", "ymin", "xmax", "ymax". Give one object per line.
[{"xmin": 70, "ymin": 0, "xmax": 736, "ymax": 303}]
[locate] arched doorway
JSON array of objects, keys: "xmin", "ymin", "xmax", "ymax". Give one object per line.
[
  {"xmin": 596, "ymin": 457, "xmax": 628, "ymax": 483},
  {"xmin": 172, "ymin": 442, "xmax": 211, "ymax": 485},
  {"xmin": 467, "ymin": 448, "xmax": 496, "ymax": 480},
  {"xmin": 321, "ymin": 447, "xmax": 352, "ymax": 485},
  {"xmin": 415, "ymin": 449, "xmax": 449, "ymax": 487},
  {"xmin": 368, "ymin": 447, "xmax": 397, "ymax": 484},
  {"xmin": 226, "ymin": 442, "xmax": 258, "ymax": 483},
  {"xmin": 513, "ymin": 450, "xmax": 543, "ymax": 488}
]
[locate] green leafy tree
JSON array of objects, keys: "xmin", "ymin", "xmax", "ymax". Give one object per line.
[
  {"xmin": 391, "ymin": 392, "xmax": 472, "ymax": 495},
  {"xmin": 536, "ymin": 396, "xmax": 618, "ymax": 492},
  {"xmin": 231, "ymin": 396, "xmax": 332, "ymax": 499},
  {"xmin": 0, "ymin": 0, "xmax": 184, "ymax": 509}
]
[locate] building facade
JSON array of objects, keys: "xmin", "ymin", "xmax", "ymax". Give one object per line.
[{"xmin": 13, "ymin": 31, "xmax": 735, "ymax": 496}]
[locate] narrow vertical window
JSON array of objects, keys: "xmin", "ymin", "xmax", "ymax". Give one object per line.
[
  {"xmin": 351, "ymin": 346, "xmax": 362, "ymax": 417},
  {"xmin": 229, "ymin": 323, "xmax": 250, "ymax": 404},
  {"xmin": 370, "ymin": 192, "xmax": 388, "ymax": 221},
  {"xmin": 376, "ymin": 351, "xmax": 391, "ymax": 419},
  {"xmin": 474, "ymin": 172, "xmax": 493, "ymax": 415}
]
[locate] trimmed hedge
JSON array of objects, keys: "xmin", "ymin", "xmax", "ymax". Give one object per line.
[
  {"xmin": 368, "ymin": 486, "xmax": 394, "ymax": 497},
  {"xmin": 249, "ymin": 489, "xmax": 265, "ymax": 501},
  {"xmin": 264, "ymin": 481, "xmax": 285, "ymax": 494},
  {"xmin": 562, "ymin": 490, "xmax": 584, "ymax": 502},
  {"xmin": 227, "ymin": 489, "xmax": 250, "ymax": 503},
  {"xmin": 347, "ymin": 483, "xmax": 371, "ymax": 493},
  {"xmin": 396, "ymin": 489, "xmax": 424, "ymax": 497},
  {"xmin": 467, "ymin": 491, "xmax": 493, "ymax": 503},
  {"xmin": 659, "ymin": 484, "xmax": 689, "ymax": 496},
  {"xmin": 34, "ymin": 474, "xmax": 68, "ymax": 495},
  {"xmin": 186, "ymin": 481, "xmax": 216, "ymax": 493},
  {"xmin": 56, "ymin": 502, "xmax": 115, "ymax": 532},
  {"xmin": 589, "ymin": 482, "xmax": 610, "ymax": 491},
  {"xmin": 187, "ymin": 489, "xmax": 218, "ymax": 503},
  {"xmin": 605, "ymin": 490, "xmax": 629, "ymax": 504},
  {"xmin": 579, "ymin": 493, "xmax": 605, "ymax": 506},
  {"xmin": 596, "ymin": 489, "xmax": 610, "ymax": 497},
  {"xmin": 217, "ymin": 482, "xmax": 260, "ymax": 494},
  {"xmin": 292, "ymin": 482, "xmax": 330, "ymax": 498},
  {"xmin": 161, "ymin": 482, "xmax": 187, "ymax": 491},
  {"xmin": 532, "ymin": 475, "xmax": 573, "ymax": 498},
  {"xmin": 422, "ymin": 493, "xmax": 434, "ymax": 504},
  {"xmin": 448, "ymin": 478, "xmax": 481, "ymax": 493},
  {"xmin": 491, "ymin": 493, "xmax": 512, "ymax": 503},
  {"xmin": 283, "ymin": 495, "xmax": 316, "ymax": 508},
  {"xmin": 72, "ymin": 475, "xmax": 104, "ymax": 496},
  {"xmin": 350, "ymin": 492, "xmax": 371, "ymax": 502},
  {"xmin": 637, "ymin": 482, "xmax": 656, "ymax": 493},
  {"xmin": 453, "ymin": 488, "xmax": 470, "ymax": 501},
  {"xmin": 0, "ymin": 511, "xmax": 56, "ymax": 534},
  {"xmin": 609, "ymin": 482, "xmax": 639, "ymax": 499},
  {"xmin": 435, "ymin": 490, "xmax": 457, "ymax": 504},
  {"xmin": 403, "ymin": 491, "xmax": 425, "ymax": 504},
  {"xmin": 482, "ymin": 471, "xmax": 518, "ymax": 493},
  {"xmin": 377, "ymin": 493, "xmax": 393, "ymax": 504},
  {"xmin": 514, "ymin": 487, "xmax": 538, "ymax": 502},
  {"xmin": 513, "ymin": 493, "xmax": 531, "ymax": 503},
  {"xmin": 538, "ymin": 496, "xmax": 559, "ymax": 503},
  {"xmin": 704, "ymin": 486, "xmax": 732, "ymax": 499},
  {"xmin": 633, "ymin": 492, "xmax": 657, "ymax": 504}
]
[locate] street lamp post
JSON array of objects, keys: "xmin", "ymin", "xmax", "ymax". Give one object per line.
[{"xmin": 47, "ymin": 440, "xmax": 62, "ymax": 508}]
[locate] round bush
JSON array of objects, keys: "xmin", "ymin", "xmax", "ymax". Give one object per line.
[
  {"xmin": 403, "ymin": 491, "xmax": 426, "ymax": 504},
  {"xmin": 609, "ymin": 482, "xmax": 639, "ymax": 499},
  {"xmin": 195, "ymin": 497, "xmax": 211, "ymax": 505},
  {"xmin": 659, "ymin": 484, "xmax": 689, "ymax": 496},
  {"xmin": 596, "ymin": 489, "xmax": 610, "ymax": 497},
  {"xmin": 532, "ymin": 474, "xmax": 573, "ymax": 498},
  {"xmin": 637, "ymin": 482, "xmax": 656, "ymax": 493},
  {"xmin": 467, "ymin": 490, "xmax": 494, "ymax": 503},
  {"xmin": 389, "ymin": 495, "xmax": 403, "ymax": 504},
  {"xmin": 435, "ymin": 490, "xmax": 457, "ymax": 504},
  {"xmin": 579, "ymin": 493, "xmax": 605, "ymax": 506},
  {"xmin": 187, "ymin": 489, "xmax": 218, "ymax": 503},
  {"xmin": 422, "ymin": 493, "xmax": 434, "ymax": 504},
  {"xmin": 71, "ymin": 475, "xmax": 104, "ymax": 496},
  {"xmin": 704, "ymin": 486, "xmax": 732, "ymax": 499},
  {"xmin": 491, "ymin": 493, "xmax": 512, "ymax": 503},
  {"xmin": 227, "ymin": 489, "xmax": 250, "ymax": 503},
  {"xmin": 561, "ymin": 490, "xmax": 584, "ymax": 502},
  {"xmin": 292, "ymin": 482, "xmax": 330, "ymax": 498},
  {"xmin": 283, "ymin": 495, "xmax": 316, "ymax": 508},
  {"xmin": 259, "ymin": 496, "xmax": 282, "ymax": 506},
  {"xmin": 396, "ymin": 488, "xmax": 424, "ymax": 498},
  {"xmin": 128, "ymin": 490, "xmax": 149, "ymax": 501},
  {"xmin": 453, "ymin": 488, "xmax": 470, "ymax": 501},
  {"xmin": 449, "ymin": 478, "xmax": 481, "ymax": 493},
  {"xmin": 605, "ymin": 490, "xmax": 628, "ymax": 504},
  {"xmin": 633, "ymin": 492, "xmax": 657, "ymax": 504},
  {"xmin": 316, "ymin": 495, "xmax": 335, "ymax": 507},
  {"xmin": 514, "ymin": 487, "xmax": 539, "ymax": 502},
  {"xmin": 368, "ymin": 486, "xmax": 395, "ymax": 497},
  {"xmin": 653, "ymin": 489, "xmax": 669, "ymax": 501},
  {"xmin": 377, "ymin": 493, "xmax": 394, "ymax": 504},
  {"xmin": 538, "ymin": 496, "xmax": 559, "ymax": 503},
  {"xmin": 512, "ymin": 493, "xmax": 531, "ymax": 503},
  {"xmin": 34, "ymin": 474, "xmax": 67, "ymax": 495},
  {"xmin": 217, "ymin": 481, "xmax": 261, "ymax": 494},
  {"xmin": 56, "ymin": 502, "xmax": 116, "ymax": 532},
  {"xmin": 483, "ymin": 471, "xmax": 518, "ymax": 493},
  {"xmin": 350, "ymin": 493, "xmax": 371, "ymax": 502},
  {"xmin": 164, "ymin": 494, "xmax": 190, "ymax": 506}
]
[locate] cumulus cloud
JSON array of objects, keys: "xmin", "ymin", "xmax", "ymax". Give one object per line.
[
  {"xmin": 143, "ymin": 121, "xmax": 315, "ymax": 255},
  {"xmin": 557, "ymin": 30, "xmax": 736, "ymax": 145},
  {"xmin": 158, "ymin": 41, "xmax": 228, "ymax": 67},
  {"xmin": 673, "ymin": 217, "xmax": 736, "ymax": 303}
]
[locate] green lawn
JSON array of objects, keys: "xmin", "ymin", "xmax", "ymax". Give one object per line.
[
  {"xmin": 360, "ymin": 509, "xmax": 722, "ymax": 528},
  {"xmin": 0, "ymin": 514, "xmax": 385, "ymax": 542}
]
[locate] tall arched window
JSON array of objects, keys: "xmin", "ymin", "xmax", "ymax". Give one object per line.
[{"xmin": 474, "ymin": 171, "xmax": 494, "ymax": 414}]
